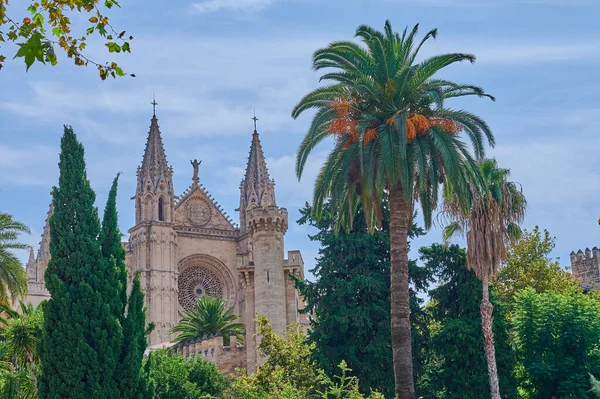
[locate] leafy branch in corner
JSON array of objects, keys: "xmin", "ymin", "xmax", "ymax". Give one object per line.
[{"xmin": 0, "ymin": 0, "xmax": 134, "ymax": 79}]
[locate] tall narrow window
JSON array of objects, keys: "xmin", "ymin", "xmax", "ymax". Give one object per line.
[
  {"xmin": 144, "ymin": 195, "xmax": 152, "ymax": 221},
  {"xmin": 158, "ymin": 197, "xmax": 165, "ymax": 221},
  {"xmin": 266, "ymin": 271, "xmax": 270, "ymax": 282},
  {"xmin": 136, "ymin": 198, "xmax": 141, "ymax": 224}
]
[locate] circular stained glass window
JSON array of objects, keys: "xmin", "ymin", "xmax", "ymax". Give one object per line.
[{"xmin": 178, "ymin": 266, "xmax": 223, "ymax": 309}]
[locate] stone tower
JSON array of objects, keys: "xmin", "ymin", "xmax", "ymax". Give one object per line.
[
  {"xmin": 238, "ymin": 127, "xmax": 301, "ymax": 366},
  {"xmin": 128, "ymin": 112, "xmax": 179, "ymax": 344},
  {"xmin": 570, "ymin": 247, "xmax": 600, "ymax": 290},
  {"xmin": 24, "ymin": 201, "xmax": 52, "ymax": 307}
]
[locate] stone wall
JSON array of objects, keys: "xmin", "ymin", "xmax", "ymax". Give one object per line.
[
  {"xmin": 570, "ymin": 247, "xmax": 600, "ymax": 290},
  {"xmin": 173, "ymin": 334, "xmax": 247, "ymax": 375}
]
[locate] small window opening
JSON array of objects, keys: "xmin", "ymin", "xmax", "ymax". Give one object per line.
[
  {"xmin": 158, "ymin": 197, "xmax": 165, "ymax": 221},
  {"xmin": 267, "ymin": 271, "xmax": 270, "ymax": 282}
]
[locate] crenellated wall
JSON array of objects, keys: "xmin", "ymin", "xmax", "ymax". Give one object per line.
[
  {"xmin": 570, "ymin": 247, "xmax": 600, "ymax": 290},
  {"xmin": 172, "ymin": 334, "xmax": 247, "ymax": 374}
]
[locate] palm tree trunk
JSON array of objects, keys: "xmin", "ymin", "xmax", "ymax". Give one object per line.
[
  {"xmin": 388, "ymin": 183, "xmax": 415, "ymax": 399},
  {"xmin": 28, "ymin": 351, "xmax": 38, "ymax": 395},
  {"xmin": 481, "ymin": 275, "xmax": 501, "ymax": 399}
]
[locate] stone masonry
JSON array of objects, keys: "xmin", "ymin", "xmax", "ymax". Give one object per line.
[
  {"xmin": 570, "ymin": 247, "xmax": 600, "ymax": 290},
  {"xmin": 25, "ymin": 110, "xmax": 307, "ymax": 374}
]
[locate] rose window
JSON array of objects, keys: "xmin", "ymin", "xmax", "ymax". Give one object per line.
[{"xmin": 178, "ymin": 266, "xmax": 224, "ymax": 309}]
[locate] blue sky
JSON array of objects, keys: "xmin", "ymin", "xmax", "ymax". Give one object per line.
[{"xmin": 2, "ymin": 0, "xmax": 600, "ymax": 277}]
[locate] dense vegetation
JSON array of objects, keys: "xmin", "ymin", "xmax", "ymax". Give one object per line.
[{"xmin": 2, "ymin": 18, "xmax": 600, "ymax": 399}]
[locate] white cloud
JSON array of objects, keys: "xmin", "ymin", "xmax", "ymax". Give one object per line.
[
  {"xmin": 472, "ymin": 43, "xmax": 600, "ymax": 64},
  {"xmin": 0, "ymin": 144, "xmax": 58, "ymax": 188},
  {"xmin": 191, "ymin": 0, "xmax": 277, "ymax": 13}
]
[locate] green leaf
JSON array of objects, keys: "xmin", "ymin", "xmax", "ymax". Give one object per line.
[
  {"xmin": 52, "ymin": 27, "xmax": 65, "ymax": 38},
  {"xmin": 27, "ymin": 5, "xmax": 37, "ymax": 14},
  {"xmin": 114, "ymin": 66, "xmax": 124, "ymax": 76},
  {"xmin": 13, "ymin": 32, "xmax": 45, "ymax": 71},
  {"xmin": 97, "ymin": 24, "xmax": 107, "ymax": 37},
  {"xmin": 121, "ymin": 42, "xmax": 130, "ymax": 53},
  {"xmin": 105, "ymin": 42, "xmax": 121, "ymax": 53},
  {"xmin": 33, "ymin": 13, "xmax": 44, "ymax": 27}
]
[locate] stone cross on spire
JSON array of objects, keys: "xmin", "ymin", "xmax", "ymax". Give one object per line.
[
  {"xmin": 252, "ymin": 109, "xmax": 258, "ymax": 132},
  {"xmin": 137, "ymin": 109, "xmax": 172, "ymax": 194},
  {"xmin": 151, "ymin": 94, "xmax": 158, "ymax": 116},
  {"xmin": 239, "ymin": 117, "xmax": 276, "ymax": 210}
]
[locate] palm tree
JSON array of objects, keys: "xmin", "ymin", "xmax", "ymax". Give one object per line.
[
  {"xmin": 169, "ymin": 295, "xmax": 245, "ymax": 346},
  {"xmin": 291, "ymin": 21, "xmax": 494, "ymax": 398},
  {"xmin": 0, "ymin": 213, "xmax": 29, "ymax": 304},
  {"xmin": 442, "ymin": 158, "xmax": 526, "ymax": 399},
  {"xmin": 0, "ymin": 301, "xmax": 42, "ymax": 398}
]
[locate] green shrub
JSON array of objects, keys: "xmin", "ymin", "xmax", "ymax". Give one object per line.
[{"xmin": 146, "ymin": 349, "xmax": 227, "ymax": 399}]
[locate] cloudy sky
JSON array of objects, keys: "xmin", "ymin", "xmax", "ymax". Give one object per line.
[{"xmin": 1, "ymin": 0, "xmax": 599, "ymax": 277}]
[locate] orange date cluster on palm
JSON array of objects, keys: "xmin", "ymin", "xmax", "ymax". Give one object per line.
[{"xmin": 328, "ymin": 101, "xmax": 463, "ymax": 149}]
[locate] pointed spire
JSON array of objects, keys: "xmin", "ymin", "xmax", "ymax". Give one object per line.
[
  {"xmin": 240, "ymin": 119, "xmax": 276, "ymax": 210},
  {"xmin": 137, "ymin": 112, "xmax": 173, "ymax": 194},
  {"xmin": 27, "ymin": 248, "xmax": 35, "ymax": 265},
  {"xmin": 37, "ymin": 201, "xmax": 53, "ymax": 262},
  {"xmin": 26, "ymin": 248, "xmax": 36, "ymax": 280}
]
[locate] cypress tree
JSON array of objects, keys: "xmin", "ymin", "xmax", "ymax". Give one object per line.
[
  {"xmin": 99, "ymin": 174, "xmax": 128, "ymax": 321},
  {"xmin": 99, "ymin": 174, "xmax": 152, "ymax": 398},
  {"xmin": 120, "ymin": 272, "xmax": 153, "ymax": 398},
  {"xmin": 38, "ymin": 126, "xmax": 122, "ymax": 399}
]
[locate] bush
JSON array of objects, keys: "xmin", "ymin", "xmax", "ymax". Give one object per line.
[{"xmin": 146, "ymin": 349, "xmax": 227, "ymax": 399}]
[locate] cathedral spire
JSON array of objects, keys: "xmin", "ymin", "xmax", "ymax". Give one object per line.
[
  {"xmin": 137, "ymin": 112, "xmax": 173, "ymax": 194},
  {"xmin": 240, "ymin": 119, "xmax": 276, "ymax": 212},
  {"xmin": 27, "ymin": 248, "xmax": 35, "ymax": 265},
  {"xmin": 37, "ymin": 201, "xmax": 53, "ymax": 262}
]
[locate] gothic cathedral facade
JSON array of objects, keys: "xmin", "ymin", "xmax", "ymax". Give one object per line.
[{"xmin": 25, "ymin": 112, "xmax": 306, "ymax": 372}]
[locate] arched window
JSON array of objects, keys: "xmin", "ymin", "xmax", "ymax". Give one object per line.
[
  {"xmin": 136, "ymin": 197, "xmax": 142, "ymax": 224},
  {"xmin": 144, "ymin": 195, "xmax": 152, "ymax": 221},
  {"xmin": 158, "ymin": 197, "xmax": 165, "ymax": 221}
]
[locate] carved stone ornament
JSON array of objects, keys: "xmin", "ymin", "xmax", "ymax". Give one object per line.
[
  {"xmin": 178, "ymin": 266, "xmax": 224, "ymax": 309},
  {"xmin": 185, "ymin": 197, "xmax": 212, "ymax": 226}
]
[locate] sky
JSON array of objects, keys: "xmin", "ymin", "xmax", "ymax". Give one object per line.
[{"xmin": 1, "ymin": 0, "xmax": 600, "ymax": 279}]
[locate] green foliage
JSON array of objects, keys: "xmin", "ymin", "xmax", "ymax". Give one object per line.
[
  {"xmin": 120, "ymin": 272, "xmax": 153, "ymax": 399},
  {"xmin": 37, "ymin": 125, "xmax": 123, "ymax": 399},
  {"xmin": 316, "ymin": 361, "xmax": 385, "ymax": 399},
  {"xmin": 441, "ymin": 158, "xmax": 526, "ymax": 279},
  {"xmin": 512, "ymin": 288, "xmax": 600, "ymax": 398},
  {"xmin": 251, "ymin": 315, "xmax": 320, "ymax": 396},
  {"xmin": 291, "ymin": 20, "xmax": 495, "ymax": 233},
  {"xmin": 146, "ymin": 349, "xmax": 227, "ymax": 399},
  {"xmin": 0, "ymin": 301, "xmax": 42, "ymax": 368},
  {"xmin": 0, "ymin": 0, "xmax": 134, "ymax": 78},
  {"xmin": 295, "ymin": 200, "xmax": 427, "ymax": 398},
  {"xmin": 0, "ymin": 361, "xmax": 36, "ymax": 399},
  {"xmin": 419, "ymin": 244, "xmax": 517, "ymax": 399},
  {"xmin": 591, "ymin": 374, "xmax": 600, "ymax": 398},
  {"xmin": 495, "ymin": 226, "xmax": 580, "ymax": 310},
  {"xmin": 99, "ymin": 174, "xmax": 128, "ymax": 321},
  {"xmin": 170, "ymin": 295, "xmax": 245, "ymax": 346},
  {"xmin": 291, "ymin": 21, "xmax": 495, "ymax": 398},
  {"xmin": 0, "ymin": 213, "xmax": 29, "ymax": 304},
  {"xmin": 223, "ymin": 317, "xmax": 383, "ymax": 399},
  {"xmin": 0, "ymin": 301, "xmax": 42, "ymax": 399},
  {"xmin": 99, "ymin": 173, "xmax": 152, "ymax": 398}
]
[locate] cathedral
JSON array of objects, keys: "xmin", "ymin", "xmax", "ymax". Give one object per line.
[{"xmin": 24, "ymin": 110, "xmax": 307, "ymax": 372}]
